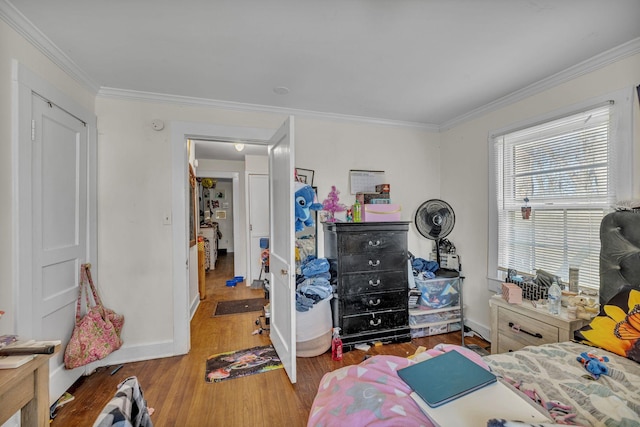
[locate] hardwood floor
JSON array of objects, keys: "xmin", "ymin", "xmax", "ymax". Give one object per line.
[{"xmin": 51, "ymin": 253, "xmax": 490, "ymax": 426}]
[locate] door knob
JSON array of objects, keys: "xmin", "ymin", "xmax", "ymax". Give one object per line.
[{"xmin": 280, "ymin": 268, "xmax": 288, "ymax": 275}]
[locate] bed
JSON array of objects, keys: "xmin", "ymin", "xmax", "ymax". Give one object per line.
[{"xmin": 307, "ymin": 211, "xmax": 640, "ymax": 427}]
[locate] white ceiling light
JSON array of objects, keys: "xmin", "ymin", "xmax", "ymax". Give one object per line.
[{"xmin": 234, "ymin": 143, "xmax": 245, "ymax": 152}]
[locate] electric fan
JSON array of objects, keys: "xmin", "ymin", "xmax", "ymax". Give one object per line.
[{"xmin": 414, "ymin": 199, "xmax": 457, "ymax": 277}]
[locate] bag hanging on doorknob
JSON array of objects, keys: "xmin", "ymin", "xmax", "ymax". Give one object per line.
[{"xmin": 64, "ymin": 263, "xmax": 124, "ymax": 369}]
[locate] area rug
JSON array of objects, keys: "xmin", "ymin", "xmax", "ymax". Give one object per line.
[
  {"xmin": 212, "ymin": 298, "xmax": 267, "ymax": 316},
  {"xmin": 205, "ymin": 345, "xmax": 282, "ymax": 383}
]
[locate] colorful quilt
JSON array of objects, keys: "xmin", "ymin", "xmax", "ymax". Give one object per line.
[{"xmin": 308, "ymin": 342, "xmax": 640, "ymax": 427}]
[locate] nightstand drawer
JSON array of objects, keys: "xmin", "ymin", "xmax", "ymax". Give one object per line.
[{"xmin": 497, "ymin": 306, "xmax": 559, "ymax": 353}]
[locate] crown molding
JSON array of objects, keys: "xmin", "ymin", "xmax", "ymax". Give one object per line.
[
  {"xmin": 97, "ymin": 87, "xmax": 440, "ymax": 131},
  {"xmin": 0, "ymin": 0, "xmax": 99, "ymax": 93},
  {"xmin": 3, "ymin": 0, "xmax": 637, "ymax": 133},
  {"xmin": 440, "ymin": 37, "xmax": 640, "ymax": 131}
]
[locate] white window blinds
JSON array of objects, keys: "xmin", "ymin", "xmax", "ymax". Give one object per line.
[{"xmin": 492, "ymin": 103, "xmax": 615, "ymax": 289}]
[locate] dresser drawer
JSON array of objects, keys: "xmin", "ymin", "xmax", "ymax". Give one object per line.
[
  {"xmin": 497, "ymin": 306, "xmax": 559, "ymax": 353},
  {"xmin": 341, "ymin": 291, "xmax": 407, "ymax": 315},
  {"xmin": 340, "ymin": 251, "xmax": 406, "ymax": 273},
  {"xmin": 339, "ymin": 231, "xmax": 406, "ymax": 254},
  {"xmin": 342, "ymin": 309, "xmax": 408, "ymax": 336},
  {"xmin": 339, "ymin": 270, "xmax": 406, "ymax": 295}
]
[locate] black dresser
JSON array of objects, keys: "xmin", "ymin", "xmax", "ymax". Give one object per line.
[{"xmin": 323, "ymin": 221, "xmax": 411, "ymax": 350}]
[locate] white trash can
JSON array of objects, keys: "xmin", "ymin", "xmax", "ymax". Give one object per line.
[{"xmin": 296, "ymin": 296, "xmax": 333, "ymax": 357}]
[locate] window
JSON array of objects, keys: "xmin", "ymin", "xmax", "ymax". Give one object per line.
[{"xmin": 488, "ymin": 90, "xmax": 633, "ymax": 290}]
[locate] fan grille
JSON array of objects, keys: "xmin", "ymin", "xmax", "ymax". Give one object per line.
[{"xmin": 414, "ymin": 199, "xmax": 455, "ymax": 240}]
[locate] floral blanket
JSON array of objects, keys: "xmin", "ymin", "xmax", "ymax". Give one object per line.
[
  {"xmin": 308, "ymin": 342, "xmax": 640, "ymax": 427},
  {"xmin": 484, "ymin": 341, "xmax": 640, "ymax": 427}
]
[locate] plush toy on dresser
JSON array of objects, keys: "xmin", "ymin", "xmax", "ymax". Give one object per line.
[
  {"xmin": 295, "ymin": 182, "xmax": 322, "ymax": 232},
  {"xmin": 568, "ymin": 295, "xmax": 600, "ymax": 320}
]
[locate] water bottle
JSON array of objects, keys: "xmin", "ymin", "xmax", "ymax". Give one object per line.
[
  {"xmin": 331, "ymin": 327, "xmax": 343, "ymax": 361},
  {"xmin": 548, "ymin": 279, "xmax": 561, "ymax": 315},
  {"xmin": 353, "ymin": 200, "xmax": 362, "ymax": 223}
]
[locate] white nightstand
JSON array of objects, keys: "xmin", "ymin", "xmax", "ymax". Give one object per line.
[{"xmin": 489, "ymin": 295, "xmax": 590, "ymax": 354}]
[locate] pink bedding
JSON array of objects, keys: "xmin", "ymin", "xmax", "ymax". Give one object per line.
[{"xmin": 307, "ymin": 344, "xmax": 489, "ymax": 427}]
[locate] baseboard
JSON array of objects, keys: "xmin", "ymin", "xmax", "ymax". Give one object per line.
[
  {"xmin": 81, "ymin": 339, "xmax": 177, "ymax": 374},
  {"xmin": 463, "ymin": 318, "xmax": 491, "ymax": 343},
  {"xmin": 190, "ymin": 295, "xmax": 200, "ymax": 319}
]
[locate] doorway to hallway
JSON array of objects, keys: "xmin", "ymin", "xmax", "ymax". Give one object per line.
[{"xmin": 202, "ymin": 252, "xmax": 268, "ymax": 335}]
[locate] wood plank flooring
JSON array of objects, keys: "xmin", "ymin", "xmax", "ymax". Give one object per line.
[{"xmin": 51, "ymin": 253, "xmax": 490, "ymax": 426}]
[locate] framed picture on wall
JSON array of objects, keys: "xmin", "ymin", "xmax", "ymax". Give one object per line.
[
  {"xmin": 295, "ymin": 168, "xmax": 314, "ymax": 186},
  {"xmin": 214, "ymin": 190, "xmax": 226, "ymax": 199}
]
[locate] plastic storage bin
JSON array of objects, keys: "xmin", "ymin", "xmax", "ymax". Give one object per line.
[
  {"xmin": 414, "ymin": 277, "xmax": 460, "ymax": 309},
  {"xmin": 410, "ymin": 321, "xmax": 461, "ymax": 338},
  {"xmin": 296, "ymin": 296, "xmax": 333, "ymax": 357},
  {"xmin": 409, "ymin": 308, "xmax": 460, "ymax": 326}
]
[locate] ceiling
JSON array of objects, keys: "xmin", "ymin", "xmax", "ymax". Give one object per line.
[{"xmin": 5, "ymin": 1, "xmax": 640, "ymax": 137}]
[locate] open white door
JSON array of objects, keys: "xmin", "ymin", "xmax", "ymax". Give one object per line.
[{"xmin": 268, "ymin": 117, "xmax": 296, "ymax": 383}]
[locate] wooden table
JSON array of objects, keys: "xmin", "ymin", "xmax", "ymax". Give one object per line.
[{"xmin": 0, "ymin": 346, "xmax": 58, "ymax": 427}]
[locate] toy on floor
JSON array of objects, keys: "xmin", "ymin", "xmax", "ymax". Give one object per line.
[
  {"xmin": 295, "ymin": 182, "xmax": 322, "ymax": 232},
  {"xmin": 576, "ymin": 351, "xmax": 609, "ymax": 379}
]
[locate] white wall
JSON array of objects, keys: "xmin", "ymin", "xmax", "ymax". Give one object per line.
[
  {"xmin": 0, "ymin": 19, "xmax": 96, "ymax": 335},
  {"xmin": 295, "ymin": 117, "xmax": 441, "ymax": 258},
  {"xmin": 440, "ymin": 52, "xmax": 640, "ymax": 339},
  {"xmin": 9, "ymin": 9, "xmax": 634, "ymax": 357},
  {"xmin": 94, "ymin": 95, "xmax": 439, "ymax": 357}
]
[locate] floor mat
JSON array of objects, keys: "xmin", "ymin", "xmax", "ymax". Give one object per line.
[
  {"xmin": 213, "ymin": 298, "xmax": 267, "ymax": 316},
  {"xmin": 205, "ymin": 345, "xmax": 282, "ymax": 383}
]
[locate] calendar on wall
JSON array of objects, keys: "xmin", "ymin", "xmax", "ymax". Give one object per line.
[{"xmin": 349, "ymin": 170, "xmax": 386, "ymax": 194}]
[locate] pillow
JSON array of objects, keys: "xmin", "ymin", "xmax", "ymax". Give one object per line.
[{"xmin": 574, "ymin": 287, "xmax": 640, "ymax": 363}]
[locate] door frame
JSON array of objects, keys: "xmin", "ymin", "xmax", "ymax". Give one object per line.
[
  {"xmin": 12, "ymin": 60, "xmax": 98, "ymax": 396},
  {"xmin": 193, "ymin": 170, "xmax": 240, "ymax": 272},
  {"xmin": 246, "ymin": 173, "xmax": 270, "ymax": 285},
  {"xmin": 170, "ymin": 122, "xmax": 275, "ymax": 354}
]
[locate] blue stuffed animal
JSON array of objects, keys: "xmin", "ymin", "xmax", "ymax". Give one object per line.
[
  {"xmin": 295, "ymin": 183, "xmax": 322, "ymax": 232},
  {"xmin": 577, "ymin": 351, "xmax": 609, "ymax": 379}
]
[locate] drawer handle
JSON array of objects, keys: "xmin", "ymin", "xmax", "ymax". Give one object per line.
[
  {"xmin": 509, "ymin": 322, "xmax": 543, "ymax": 339},
  {"xmin": 368, "ymin": 279, "xmax": 381, "ymax": 286},
  {"xmin": 368, "ymin": 298, "xmax": 381, "ymax": 306},
  {"xmin": 368, "ymin": 240, "xmax": 381, "ymax": 247},
  {"xmin": 369, "ymin": 318, "xmax": 382, "ymax": 326},
  {"xmin": 368, "ymin": 259, "xmax": 381, "ymax": 267}
]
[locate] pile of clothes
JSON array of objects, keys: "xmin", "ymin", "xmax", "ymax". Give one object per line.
[
  {"xmin": 296, "ymin": 256, "xmax": 332, "ymax": 312},
  {"xmin": 411, "ymin": 256, "xmax": 439, "ymax": 280}
]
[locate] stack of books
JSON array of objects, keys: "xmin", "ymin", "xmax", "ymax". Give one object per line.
[{"xmin": 0, "ymin": 337, "xmax": 61, "ymax": 369}]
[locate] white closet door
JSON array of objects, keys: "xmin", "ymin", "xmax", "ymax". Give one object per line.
[{"xmin": 31, "ymin": 93, "xmax": 89, "ymax": 400}]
